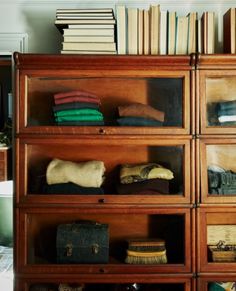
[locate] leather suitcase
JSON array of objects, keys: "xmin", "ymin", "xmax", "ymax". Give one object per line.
[{"xmin": 56, "ymin": 220, "xmax": 109, "ymax": 264}]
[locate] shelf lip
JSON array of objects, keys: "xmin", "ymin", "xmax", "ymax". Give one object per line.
[
  {"xmin": 14, "ymin": 52, "xmax": 194, "ymax": 70},
  {"xmin": 17, "ymin": 263, "xmax": 189, "ymax": 275},
  {"xmin": 198, "ymin": 204, "xmax": 236, "ymax": 209},
  {"xmin": 16, "ymin": 195, "xmax": 191, "ymax": 206},
  {"xmin": 17, "ymin": 272, "xmax": 194, "ymax": 281},
  {"xmin": 16, "ymin": 202, "xmax": 194, "ymax": 209},
  {"xmin": 196, "ymin": 53, "xmax": 236, "ymax": 69},
  {"xmin": 15, "ymin": 127, "xmax": 191, "ymax": 136},
  {"xmin": 198, "ymin": 134, "xmax": 236, "ymax": 139},
  {"xmin": 15, "ymin": 132, "xmax": 193, "ymax": 140}
]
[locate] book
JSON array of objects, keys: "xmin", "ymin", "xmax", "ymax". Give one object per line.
[
  {"xmin": 167, "ymin": 11, "xmax": 177, "ymax": 55},
  {"xmin": 187, "ymin": 12, "xmax": 198, "ymax": 54},
  {"xmin": 143, "ymin": 9, "xmax": 150, "ymax": 55},
  {"xmin": 207, "ymin": 11, "xmax": 215, "ymax": 54},
  {"xmin": 63, "ymin": 35, "xmax": 115, "ymax": 43},
  {"xmin": 63, "ymin": 28, "xmax": 114, "ymax": 36},
  {"xmin": 68, "ymin": 24, "xmax": 115, "ymax": 29},
  {"xmin": 55, "ymin": 19, "xmax": 116, "ymax": 25},
  {"xmin": 57, "ymin": 8, "xmax": 114, "ymax": 13},
  {"xmin": 175, "ymin": 16, "xmax": 189, "ymax": 55},
  {"xmin": 57, "ymin": 15, "xmax": 114, "ymax": 20},
  {"xmin": 116, "ymin": 5, "xmax": 127, "ymax": 54},
  {"xmin": 138, "ymin": 9, "xmax": 144, "ymax": 55},
  {"xmin": 61, "ymin": 50, "xmax": 117, "ymax": 54},
  {"xmin": 223, "ymin": 8, "xmax": 236, "ymax": 53},
  {"xmin": 201, "ymin": 11, "xmax": 215, "ymax": 54},
  {"xmin": 150, "ymin": 4, "xmax": 160, "ymax": 54},
  {"xmin": 159, "ymin": 10, "xmax": 168, "ymax": 55},
  {"xmin": 197, "ymin": 18, "xmax": 202, "ymax": 53},
  {"xmin": 127, "ymin": 8, "xmax": 138, "ymax": 55},
  {"xmin": 62, "ymin": 42, "xmax": 116, "ymax": 51}
]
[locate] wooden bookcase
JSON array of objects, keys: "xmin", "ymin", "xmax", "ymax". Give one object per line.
[
  {"xmin": 14, "ymin": 53, "xmax": 196, "ymax": 291},
  {"xmin": 196, "ymin": 55, "xmax": 236, "ymax": 288}
]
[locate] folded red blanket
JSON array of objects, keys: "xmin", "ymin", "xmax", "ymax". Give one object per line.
[
  {"xmin": 54, "ymin": 90, "xmax": 98, "ymax": 100},
  {"xmin": 54, "ymin": 96, "xmax": 101, "ymax": 105}
]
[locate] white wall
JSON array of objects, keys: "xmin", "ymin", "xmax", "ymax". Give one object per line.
[{"xmin": 0, "ymin": 0, "xmax": 235, "ymax": 53}]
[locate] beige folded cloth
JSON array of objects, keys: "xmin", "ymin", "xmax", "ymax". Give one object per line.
[
  {"xmin": 118, "ymin": 103, "xmax": 165, "ymax": 122},
  {"xmin": 120, "ymin": 163, "xmax": 174, "ymax": 184},
  {"xmin": 46, "ymin": 159, "xmax": 105, "ymax": 187},
  {"xmin": 59, "ymin": 284, "xmax": 84, "ymax": 291}
]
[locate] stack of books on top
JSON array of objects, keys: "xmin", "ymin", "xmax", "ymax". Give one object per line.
[{"xmin": 55, "ymin": 8, "xmax": 117, "ymax": 54}]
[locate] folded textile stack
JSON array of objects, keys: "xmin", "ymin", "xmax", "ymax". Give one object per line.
[
  {"xmin": 116, "ymin": 162, "xmax": 173, "ymax": 194},
  {"xmin": 216, "ymin": 100, "xmax": 236, "ymax": 125},
  {"xmin": 125, "ymin": 238, "xmax": 167, "ymax": 264},
  {"xmin": 208, "ymin": 165, "xmax": 236, "ymax": 195},
  {"xmin": 208, "ymin": 282, "xmax": 236, "ymax": 291},
  {"xmin": 29, "ymin": 284, "xmax": 58, "ymax": 291},
  {"xmin": 44, "ymin": 158, "xmax": 105, "ymax": 194},
  {"xmin": 53, "ymin": 90, "xmax": 104, "ymax": 126},
  {"xmin": 117, "ymin": 103, "xmax": 165, "ymax": 126},
  {"xmin": 59, "ymin": 283, "xmax": 84, "ymax": 291}
]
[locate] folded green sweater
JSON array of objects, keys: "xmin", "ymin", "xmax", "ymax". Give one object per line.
[
  {"xmin": 56, "ymin": 114, "xmax": 104, "ymax": 122},
  {"xmin": 54, "ymin": 108, "xmax": 103, "ymax": 117}
]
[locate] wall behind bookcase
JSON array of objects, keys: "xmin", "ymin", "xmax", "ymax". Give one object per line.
[{"xmin": 0, "ymin": 0, "xmax": 235, "ymax": 53}]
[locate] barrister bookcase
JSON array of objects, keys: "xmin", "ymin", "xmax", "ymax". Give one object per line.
[
  {"xmin": 196, "ymin": 55, "xmax": 236, "ymax": 290},
  {"xmin": 14, "ymin": 53, "xmax": 236, "ymax": 291},
  {"xmin": 14, "ymin": 53, "xmax": 196, "ymax": 291}
]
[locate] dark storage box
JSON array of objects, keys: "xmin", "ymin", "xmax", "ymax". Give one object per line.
[{"xmin": 56, "ymin": 221, "xmax": 109, "ymax": 264}]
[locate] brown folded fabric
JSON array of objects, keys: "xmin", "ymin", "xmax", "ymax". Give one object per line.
[
  {"xmin": 54, "ymin": 90, "xmax": 98, "ymax": 100},
  {"xmin": 54, "ymin": 96, "xmax": 101, "ymax": 105},
  {"xmin": 116, "ymin": 178, "xmax": 170, "ymax": 194},
  {"xmin": 118, "ymin": 103, "xmax": 165, "ymax": 122}
]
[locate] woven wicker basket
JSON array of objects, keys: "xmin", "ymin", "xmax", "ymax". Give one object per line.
[{"xmin": 209, "ymin": 246, "xmax": 236, "ymax": 262}]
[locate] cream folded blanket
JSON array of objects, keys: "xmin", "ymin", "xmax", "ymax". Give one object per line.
[
  {"xmin": 46, "ymin": 159, "xmax": 105, "ymax": 187},
  {"xmin": 120, "ymin": 163, "xmax": 174, "ymax": 184}
]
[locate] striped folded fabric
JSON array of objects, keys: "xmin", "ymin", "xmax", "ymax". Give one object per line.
[{"xmin": 52, "ymin": 90, "xmax": 104, "ymax": 125}]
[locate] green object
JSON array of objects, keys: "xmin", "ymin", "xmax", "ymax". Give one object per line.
[
  {"xmin": 56, "ymin": 114, "xmax": 104, "ymax": 122},
  {"xmin": 0, "ymin": 195, "xmax": 13, "ymax": 246},
  {"xmin": 208, "ymin": 282, "xmax": 234, "ymax": 291},
  {"xmin": 54, "ymin": 108, "xmax": 103, "ymax": 117}
]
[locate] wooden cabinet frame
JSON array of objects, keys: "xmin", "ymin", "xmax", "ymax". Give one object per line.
[
  {"xmin": 15, "ymin": 136, "xmax": 193, "ymax": 205},
  {"xmin": 197, "ymin": 206, "xmax": 236, "ymax": 273},
  {"xmin": 14, "ymin": 54, "xmax": 194, "ymax": 135},
  {"xmin": 199, "ymin": 137, "xmax": 236, "ymax": 203},
  {"xmin": 197, "ymin": 54, "xmax": 236, "ymax": 135},
  {"xmin": 15, "ymin": 207, "xmax": 194, "ymax": 275}
]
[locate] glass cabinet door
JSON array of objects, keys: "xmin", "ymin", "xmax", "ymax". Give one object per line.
[{"xmin": 199, "ymin": 70, "xmax": 236, "ymax": 134}]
